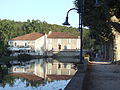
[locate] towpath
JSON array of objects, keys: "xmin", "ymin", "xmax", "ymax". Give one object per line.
[{"xmin": 65, "ymin": 61, "xmax": 120, "ymax": 90}]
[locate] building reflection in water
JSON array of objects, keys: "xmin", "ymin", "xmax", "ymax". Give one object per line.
[{"xmin": 10, "ymin": 58, "xmax": 78, "ymax": 81}]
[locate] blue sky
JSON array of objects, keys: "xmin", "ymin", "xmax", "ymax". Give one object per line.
[{"xmin": 0, "ymin": 0, "xmax": 79, "ymax": 27}]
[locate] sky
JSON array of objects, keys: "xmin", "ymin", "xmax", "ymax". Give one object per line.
[{"xmin": 0, "ymin": 0, "xmax": 79, "ymax": 28}]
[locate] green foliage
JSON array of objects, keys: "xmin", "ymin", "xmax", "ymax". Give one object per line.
[
  {"xmin": 0, "ymin": 74, "xmax": 45, "ymax": 88},
  {"xmin": 0, "ymin": 74, "xmax": 16, "ymax": 87},
  {"xmin": 74, "ymin": 0, "xmax": 120, "ymax": 44},
  {"xmin": 17, "ymin": 54, "xmax": 33, "ymax": 62},
  {"xmin": 0, "ymin": 56, "xmax": 17, "ymax": 63},
  {"xmin": 0, "ymin": 19, "xmax": 92, "ymax": 57},
  {"xmin": 83, "ymin": 29, "xmax": 96, "ymax": 49}
]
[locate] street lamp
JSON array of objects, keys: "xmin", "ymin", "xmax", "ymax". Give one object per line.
[
  {"xmin": 63, "ymin": 7, "xmax": 83, "ymax": 64},
  {"xmin": 63, "ymin": 0, "xmax": 100, "ymax": 64}
]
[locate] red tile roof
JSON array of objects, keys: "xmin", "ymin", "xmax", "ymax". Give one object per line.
[
  {"xmin": 9, "ymin": 73, "xmax": 44, "ymax": 81},
  {"xmin": 47, "ymin": 32, "xmax": 79, "ymax": 39},
  {"xmin": 10, "ymin": 32, "xmax": 45, "ymax": 40}
]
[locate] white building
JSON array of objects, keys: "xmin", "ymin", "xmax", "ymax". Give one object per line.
[
  {"xmin": 47, "ymin": 31, "xmax": 80, "ymax": 51},
  {"xmin": 8, "ymin": 31, "xmax": 80, "ymax": 55},
  {"xmin": 8, "ymin": 32, "xmax": 47, "ymax": 55}
]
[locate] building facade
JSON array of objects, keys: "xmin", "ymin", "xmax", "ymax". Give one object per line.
[
  {"xmin": 8, "ymin": 31, "xmax": 80, "ymax": 55},
  {"xmin": 8, "ymin": 32, "xmax": 46, "ymax": 55},
  {"xmin": 47, "ymin": 31, "xmax": 80, "ymax": 51}
]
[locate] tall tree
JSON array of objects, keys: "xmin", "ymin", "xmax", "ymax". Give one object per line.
[
  {"xmin": 74, "ymin": 0, "xmax": 120, "ymax": 42},
  {"xmin": 74, "ymin": 0, "xmax": 120, "ymax": 60}
]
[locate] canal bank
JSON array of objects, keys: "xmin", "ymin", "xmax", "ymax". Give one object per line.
[
  {"xmin": 65, "ymin": 60, "xmax": 120, "ymax": 90},
  {"xmin": 64, "ymin": 58, "xmax": 88, "ymax": 90}
]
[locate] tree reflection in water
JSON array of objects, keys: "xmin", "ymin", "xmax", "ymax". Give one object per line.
[
  {"xmin": 0, "ymin": 64, "xmax": 15, "ymax": 88},
  {"xmin": 0, "ymin": 58, "xmax": 79, "ymax": 89}
]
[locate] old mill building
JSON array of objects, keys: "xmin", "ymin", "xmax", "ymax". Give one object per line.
[{"xmin": 8, "ymin": 31, "xmax": 80, "ymax": 56}]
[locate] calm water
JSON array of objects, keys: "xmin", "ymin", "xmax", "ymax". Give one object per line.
[{"xmin": 0, "ymin": 58, "xmax": 79, "ymax": 90}]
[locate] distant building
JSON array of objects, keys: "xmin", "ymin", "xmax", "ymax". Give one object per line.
[
  {"xmin": 47, "ymin": 31, "xmax": 80, "ymax": 51},
  {"xmin": 8, "ymin": 31, "xmax": 80, "ymax": 55},
  {"xmin": 8, "ymin": 32, "xmax": 47, "ymax": 55}
]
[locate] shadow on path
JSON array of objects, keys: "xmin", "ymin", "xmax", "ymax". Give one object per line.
[{"xmin": 82, "ymin": 62, "xmax": 120, "ymax": 90}]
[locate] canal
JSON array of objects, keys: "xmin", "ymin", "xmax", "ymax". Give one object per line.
[{"xmin": 0, "ymin": 58, "xmax": 79, "ymax": 90}]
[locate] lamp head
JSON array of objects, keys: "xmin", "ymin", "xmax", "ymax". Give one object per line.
[
  {"xmin": 62, "ymin": 17, "xmax": 70, "ymax": 26},
  {"xmin": 95, "ymin": 0, "xmax": 101, "ymax": 7}
]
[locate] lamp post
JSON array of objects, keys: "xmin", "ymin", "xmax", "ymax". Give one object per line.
[
  {"xmin": 63, "ymin": 7, "xmax": 83, "ymax": 64},
  {"xmin": 63, "ymin": 0, "xmax": 100, "ymax": 64}
]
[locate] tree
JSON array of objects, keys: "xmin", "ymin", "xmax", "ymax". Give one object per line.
[
  {"xmin": 83, "ymin": 29, "xmax": 96, "ymax": 49},
  {"xmin": 74, "ymin": 0, "xmax": 120, "ymax": 60},
  {"xmin": 0, "ymin": 19, "xmax": 92, "ymax": 58},
  {"xmin": 74, "ymin": 0, "xmax": 120, "ymax": 42}
]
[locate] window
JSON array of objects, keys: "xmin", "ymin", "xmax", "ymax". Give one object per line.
[
  {"xmin": 10, "ymin": 41, "xmax": 13, "ymax": 45},
  {"xmin": 58, "ymin": 44, "xmax": 61, "ymax": 50},
  {"xmin": 68, "ymin": 39, "xmax": 71, "ymax": 44},
  {"xmin": 9, "ymin": 41, "xmax": 13, "ymax": 46},
  {"xmin": 64, "ymin": 64, "xmax": 67, "ymax": 68},
  {"xmin": 15, "ymin": 42, "xmax": 17, "ymax": 46},
  {"xmin": 58, "ymin": 64, "xmax": 61, "ymax": 69},
  {"xmin": 25, "ymin": 43, "xmax": 27, "ymax": 46}
]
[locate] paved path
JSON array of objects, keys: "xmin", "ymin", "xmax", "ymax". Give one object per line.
[
  {"xmin": 82, "ymin": 62, "xmax": 120, "ymax": 90},
  {"xmin": 65, "ymin": 64, "xmax": 87, "ymax": 90}
]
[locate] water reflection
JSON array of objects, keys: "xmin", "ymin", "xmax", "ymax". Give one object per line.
[{"xmin": 0, "ymin": 58, "xmax": 78, "ymax": 90}]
